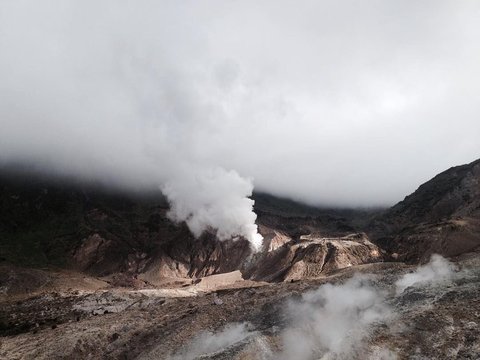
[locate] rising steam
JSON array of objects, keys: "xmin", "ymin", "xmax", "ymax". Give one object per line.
[
  {"xmin": 395, "ymin": 254, "xmax": 457, "ymax": 295},
  {"xmin": 0, "ymin": 2, "xmax": 267, "ymax": 249},
  {"xmin": 162, "ymin": 167, "xmax": 263, "ymax": 250},
  {"xmin": 169, "ymin": 322, "xmax": 256, "ymax": 360},
  {"xmin": 172, "ymin": 255, "xmax": 459, "ymax": 359},
  {"xmin": 280, "ymin": 275, "xmax": 394, "ymax": 359}
]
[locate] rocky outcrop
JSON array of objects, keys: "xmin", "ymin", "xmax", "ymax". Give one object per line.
[
  {"xmin": 73, "ymin": 234, "xmax": 113, "ymax": 272},
  {"xmin": 245, "ymin": 233, "xmax": 383, "ymax": 282}
]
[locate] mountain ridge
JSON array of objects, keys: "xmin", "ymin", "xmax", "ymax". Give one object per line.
[
  {"xmin": 1, "ymin": 158, "xmax": 480, "ymax": 283},
  {"xmin": 370, "ymin": 158, "xmax": 480, "ymax": 262}
]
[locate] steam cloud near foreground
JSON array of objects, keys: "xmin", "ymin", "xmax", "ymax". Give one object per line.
[
  {"xmin": 169, "ymin": 323, "xmax": 256, "ymax": 360},
  {"xmin": 395, "ymin": 254, "xmax": 457, "ymax": 295},
  {"xmin": 172, "ymin": 255, "xmax": 457, "ymax": 359}
]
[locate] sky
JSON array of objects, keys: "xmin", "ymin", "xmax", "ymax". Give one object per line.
[{"xmin": 1, "ymin": 1, "xmax": 480, "ymax": 244}]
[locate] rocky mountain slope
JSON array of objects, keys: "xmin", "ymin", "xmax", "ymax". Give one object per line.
[
  {"xmin": 0, "ymin": 167, "xmax": 383, "ymax": 287},
  {"xmin": 2, "ymin": 158, "xmax": 480, "ymax": 285},
  {"xmin": 370, "ymin": 158, "xmax": 480, "ymax": 263}
]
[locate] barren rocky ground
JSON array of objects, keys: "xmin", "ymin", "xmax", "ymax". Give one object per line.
[{"xmin": 1, "ymin": 249, "xmax": 479, "ymax": 359}]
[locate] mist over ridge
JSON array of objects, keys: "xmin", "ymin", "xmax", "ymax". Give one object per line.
[{"xmin": 1, "ymin": 1, "xmax": 480, "ymax": 242}]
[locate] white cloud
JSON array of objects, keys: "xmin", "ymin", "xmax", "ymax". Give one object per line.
[{"xmin": 1, "ymin": 1, "xmax": 480, "ymax": 240}]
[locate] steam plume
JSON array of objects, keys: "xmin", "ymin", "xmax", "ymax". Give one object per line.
[
  {"xmin": 395, "ymin": 254, "xmax": 456, "ymax": 295},
  {"xmin": 0, "ymin": 1, "xmax": 265, "ymax": 248},
  {"xmin": 169, "ymin": 322, "xmax": 255, "ymax": 360},
  {"xmin": 167, "ymin": 256, "xmax": 459, "ymax": 358},
  {"xmin": 280, "ymin": 275, "xmax": 393, "ymax": 359},
  {"xmin": 162, "ymin": 167, "xmax": 262, "ymax": 250}
]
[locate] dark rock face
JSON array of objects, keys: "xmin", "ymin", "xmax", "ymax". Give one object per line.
[{"xmin": 370, "ymin": 158, "xmax": 480, "ymax": 262}]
